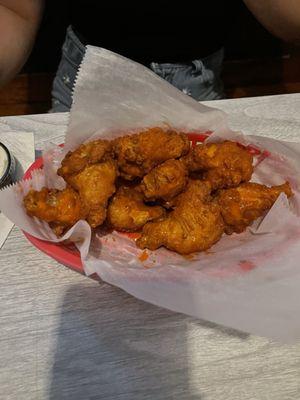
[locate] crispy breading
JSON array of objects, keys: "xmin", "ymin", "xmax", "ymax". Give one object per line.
[
  {"xmin": 23, "ymin": 186, "xmax": 86, "ymax": 235},
  {"xmin": 66, "ymin": 160, "xmax": 118, "ymax": 228},
  {"xmin": 58, "ymin": 139, "xmax": 113, "ymax": 179},
  {"xmin": 113, "ymin": 127, "xmax": 190, "ymax": 180},
  {"xmin": 140, "ymin": 159, "xmax": 188, "ymax": 201},
  {"xmin": 217, "ymin": 182, "xmax": 293, "ymax": 234},
  {"xmin": 107, "ymin": 186, "xmax": 165, "ymax": 232},
  {"xmin": 137, "ymin": 180, "xmax": 224, "ymax": 254},
  {"xmin": 182, "ymin": 141, "xmax": 253, "ymax": 189}
]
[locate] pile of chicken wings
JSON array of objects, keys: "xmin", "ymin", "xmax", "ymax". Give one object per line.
[{"xmin": 24, "ymin": 127, "xmax": 292, "ymax": 255}]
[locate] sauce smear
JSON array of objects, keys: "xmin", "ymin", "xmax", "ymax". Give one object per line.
[{"xmin": 138, "ymin": 250, "xmax": 149, "ymax": 262}]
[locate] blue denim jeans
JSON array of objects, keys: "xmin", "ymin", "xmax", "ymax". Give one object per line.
[{"xmin": 51, "ymin": 26, "xmax": 225, "ymax": 112}]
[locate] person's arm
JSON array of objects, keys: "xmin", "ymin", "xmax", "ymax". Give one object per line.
[
  {"xmin": 0, "ymin": 0, "xmax": 44, "ymax": 87},
  {"xmin": 244, "ymin": 0, "xmax": 300, "ymax": 43}
]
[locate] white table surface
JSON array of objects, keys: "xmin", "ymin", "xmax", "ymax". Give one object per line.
[{"xmin": 1, "ymin": 94, "xmax": 300, "ymax": 400}]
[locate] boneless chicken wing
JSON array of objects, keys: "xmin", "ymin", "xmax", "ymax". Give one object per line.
[
  {"xmin": 137, "ymin": 180, "xmax": 224, "ymax": 254},
  {"xmin": 66, "ymin": 160, "xmax": 118, "ymax": 228},
  {"xmin": 182, "ymin": 141, "xmax": 253, "ymax": 190},
  {"xmin": 140, "ymin": 159, "xmax": 188, "ymax": 201},
  {"xmin": 107, "ymin": 186, "xmax": 165, "ymax": 232},
  {"xmin": 113, "ymin": 127, "xmax": 190, "ymax": 180},
  {"xmin": 23, "ymin": 187, "xmax": 86, "ymax": 236},
  {"xmin": 217, "ymin": 182, "xmax": 293, "ymax": 234},
  {"xmin": 57, "ymin": 139, "xmax": 113, "ymax": 179},
  {"xmin": 57, "ymin": 138, "xmax": 118, "ymax": 229}
]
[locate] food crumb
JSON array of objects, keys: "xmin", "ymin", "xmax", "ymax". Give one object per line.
[
  {"xmin": 138, "ymin": 250, "xmax": 149, "ymax": 262},
  {"xmin": 119, "ymin": 231, "xmax": 141, "ymax": 240},
  {"xmin": 239, "ymin": 260, "xmax": 256, "ymax": 272}
]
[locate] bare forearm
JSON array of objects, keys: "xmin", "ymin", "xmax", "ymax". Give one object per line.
[
  {"xmin": 244, "ymin": 0, "xmax": 300, "ymax": 43},
  {"xmin": 0, "ymin": 1, "xmax": 44, "ymax": 87}
]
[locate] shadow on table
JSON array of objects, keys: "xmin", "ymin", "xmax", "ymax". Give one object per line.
[
  {"xmin": 47, "ymin": 281, "xmax": 201, "ymax": 400},
  {"xmin": 48, "ymin": 281, "xmax": 248, "ymax": 400}
]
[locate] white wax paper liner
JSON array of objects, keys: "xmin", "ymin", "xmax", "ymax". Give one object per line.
[
  {"xmin": 1, "ymin": 133, "xmax": 300, "ymax": 342},
  {"xmin": 65, "ymin": 46, "xmax": 228, "ymax": 150},
  {"xmin": 1, "ymin": 46, "xmax": 300, "ymax": 342}
]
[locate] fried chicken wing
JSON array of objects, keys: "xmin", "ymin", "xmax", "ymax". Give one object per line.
[
  {"xmin": 58, "ymin": 139, "xmax": 113, "ymax": 179},
  {"xmin": 140, "ymin": 159, "xmax": 188, "ymax": 201},
  {"xmin": 107, "ymin": 186, "xmax": 165, "ymax": 232},
  {"xmin": 217, "ymin": 182, "xmax": 293, "ymax": 234},
  {"xmin": 66, "ymin": 160, "xmax": 118, "ymax": 228},
  {"xmin": 23, "ymin": 187, "xmax": 86, "ymax": 235},
  {"xmin": 113, "ymin": 127, "xmax": 190, "ymax": 180},
  {"xmin": 137, "ymin": 180, "xmax": 224, "ymax": 254},
  {"xmin": 182, "ymin": 141, "xmax": 253, "ymax": 190}
]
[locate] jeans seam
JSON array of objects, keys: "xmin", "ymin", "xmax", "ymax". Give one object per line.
[
  {"xmin": 52, "ymin": 77, "xmax": 72, "ymax": 101},
  {"xmin": 66, "ymin": 26, "xmax": 86, "ymax": 54},
  {"xmin": 60, "ymin": 51, "xmax": 83, "ymax": 70}
]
